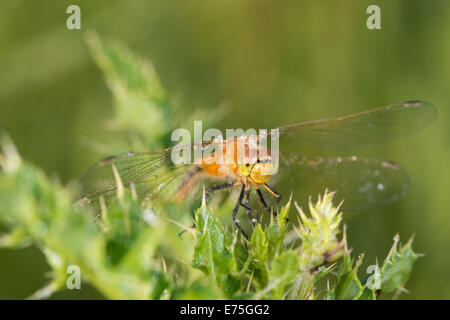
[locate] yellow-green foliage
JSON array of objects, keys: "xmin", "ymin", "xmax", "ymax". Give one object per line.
[{"xmin": 0, "ymin": 34, "xmax": 419, "ymax": 300}]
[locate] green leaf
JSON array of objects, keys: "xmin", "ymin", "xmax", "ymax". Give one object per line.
[
  {"xmin": 85, "ymin": 31, "xmax": 170, "ymax": 144},
  {"xmin": 380, "ymin": 235, "xmax": 419, "ymax": 294},
  {"xmin": 266, "ymin": 199, "xmax": 291, "ymax": 259},
  {"xmin": 0, "ymin": 226, "xmax": 31, "ymax": 248},
  {"xmin": 149, "ymin": 270, "xmax": 170, "ymax": 300},
  {"xmin": 192, "ymin": 204, "xmax": 240, "ymax": 297},
  {"xmin": 250, "ymin": 225, "xmax": 269, "ymax": 262},
  {"xmin": 248, "ymin": 225, "xmax": 269, "ymax": 288},
  {"xmin": 358, "ymin": 287, "xmax": 377, "ymax": 300},
  {"xmin": 331, "ymin": 253, "xmax": 365, "ymax": 300},
  {"xmin": 171, "ymin": 281, "xmax": 223, "ymax": 300},
  {"xmin": 267, "ymin": 251, "xmax": 299, "ymax": 299}
]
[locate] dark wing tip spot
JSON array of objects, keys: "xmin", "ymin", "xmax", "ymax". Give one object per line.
[
  {"xmin": 381, "ymin": 160, "xmax": 400, "ymax": 170},
  {"xmin": 403, "ymin": 100, "xmax": 422, "ymax": 107},
  {"xmin": 402, "ymin": 100, "xmax": 438, "ymax": 123},
  {"xmin": 99, "ymin": 155, "xmax": 115, "ymax": 164}
]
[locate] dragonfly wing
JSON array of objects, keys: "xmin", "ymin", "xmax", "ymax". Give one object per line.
[
  {"xmin": 272, "ymin": 101, "xmax": 436, "ymax": 156},
  {"xmin": 269, "ymin": 153, "xmax": 410, "ymax": 210},
  {"xmin": 78, "ymin": 148, "xmax": 190, "ymax": 210},
  {"xmin": 80, "ymin": 151, "xmax": 169, "ymax": 194},
  {"xmin": 77, "ymin": 139, "xmax": 219, "ymax": 212}
]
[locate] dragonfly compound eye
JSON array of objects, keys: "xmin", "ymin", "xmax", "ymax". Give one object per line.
[{"xmin": 249, "ymin": 160, "xmax": 274, "ymax": 184}]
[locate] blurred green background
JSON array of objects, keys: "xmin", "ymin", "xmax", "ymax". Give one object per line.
[{"xmin": 0, "ymin": 0, "xmax": 449, "ymax": 299}]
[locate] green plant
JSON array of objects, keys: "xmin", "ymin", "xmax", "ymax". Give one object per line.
[{"xmin": 0, "ymin": 33, "xmax": 419, "ymax": 299}]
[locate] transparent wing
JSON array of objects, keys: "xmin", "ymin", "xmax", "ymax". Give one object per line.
[
  {"xmin": 77, "ymin": 141, "xmax": 215, "ymax": 212},
  {"xmin": 265, "ymin": 101, "xmax": 437, "ymax": 156},
  {"xmin": 80, "ymin": 150, "xmax": 172, "ymax": 195},
  {"xmin": 269, "ymin": 153, "xmax": 410, "ymax": 210}
]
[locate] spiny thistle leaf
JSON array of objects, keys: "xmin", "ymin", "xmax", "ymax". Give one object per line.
[
  {"xmin": 0, "ymin": 139, "xmax": 178, "ymax": 299},
  {"xmin": 192, "ymin": 203, "xmax": 240, "ymax": 297},
  {"xmin": 267, "ymin": 251, "xmax": 299, "ymax": 299},
  {"xmin": 85, "ymin": 31, "xmax": 169, "ymax": 143},
  {"xmin": 266, "ymin": 198, "xmax": 291, "ymax": 259},
  {"xmin": 295, "ymin": 192, "xmax": 345, "ymax": 272},
  {"xmin": 380, "ymin": 235, "xmax": 420, "ymax": 294},
  {"xmin": 329, "ymin": 253, "xmax": 365, "ymax": 300},
  {"xmin": 248, "ymin": 224, "xmax": 270, "ymax": 289}
]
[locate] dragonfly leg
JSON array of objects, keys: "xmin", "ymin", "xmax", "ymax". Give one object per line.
[
  {"xmin": 241, "ymin": 191, "xmax": 260, "ymax": 226},
  {"xmin": 205, "ymin": 181, "xmax": 235, "ymax": 202},
  {"xmin": 233, "ymin": 184, "xmax": 249, "ymax": 243},
  {"xmin": 264, "ymin": 183, "xmax": 282, "ymax": 203},
  {"xmin": 256, "ymin": 188, "xmax": 271, "ymax": 214},
  {"xmin": 262, "ymin": 183, "xmax": 282, "ymax": 217}
]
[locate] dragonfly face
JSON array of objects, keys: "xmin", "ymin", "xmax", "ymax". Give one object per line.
[
  {"xmin": 238, "ymin": 157, "xmax": 274, "ymax": 185},
  {"xmin": 77, "ymin": 100, "xmax": 437, "ymax": 240}
]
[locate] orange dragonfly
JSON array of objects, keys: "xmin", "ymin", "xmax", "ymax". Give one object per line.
[{"xmin": 77, "ymin": 100, "xmax": 437, "ymax": 240}]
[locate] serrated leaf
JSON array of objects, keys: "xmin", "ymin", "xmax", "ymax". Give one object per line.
[
  {"xmin": 149, "ymin": 270, "xmax": 170, "ymax": 300},
  {"xmin": 380, "ymin": 235, "xmax": 419, "ymax": 294},
  {"xmin": 192, "ymin": 205, "xmax": 240, "ymax": 297},
  {"xmin": 266, "ymin": 200, "xmax": 291, "ymax": 259},
  {"xmin": 250, "ymin": 225, "xmax": 269, "ymax": 261},
  {"xmin": 331, "ymin": 253, "xmax": 365, "ymax": 300},
  {"xmin": 358, "ymin": 287, "xmax": 377, "ymax": 300},
  {"xmin": 268, "ymin": 251, "xmax": 299, "ymax": 299},
  {"xmin": 295, "ymin": 192, "xmax": 344, "ymax": 272},
  {"xmin": 85, "ymin": 31, "xmax": 169, "ymax": 142},
  {"xmin": 248, "ymin": 225, "xmax": 269, "ymax": 288}
]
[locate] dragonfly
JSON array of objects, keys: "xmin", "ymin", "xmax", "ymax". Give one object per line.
[{"xmin": 77, "ymin": 100, "xmax": 437, "ymax": 240}]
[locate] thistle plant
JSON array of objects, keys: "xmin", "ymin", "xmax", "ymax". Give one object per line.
[{"xmin": 0, "ymin": 33, "xmax": 420, "ymax": 300}]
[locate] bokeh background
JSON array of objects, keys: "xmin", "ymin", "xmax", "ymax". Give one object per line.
[{"xmin": 0, "ymin": 0, "xmax": 449, "ymax": 299}]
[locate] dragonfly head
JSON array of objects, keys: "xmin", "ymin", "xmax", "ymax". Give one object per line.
[{"xmin": 238, "ymin": 157, "xmax": 274, "ymax": 184}]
